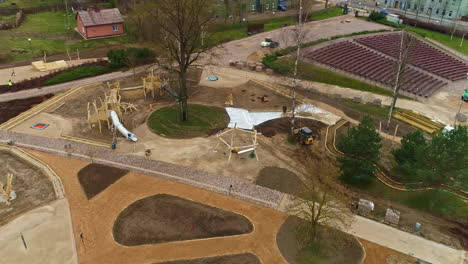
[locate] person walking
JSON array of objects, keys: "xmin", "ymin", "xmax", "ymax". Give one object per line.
[{"xmin": 8, "ymin": 80, "xmax": 13, "ymax": 87}]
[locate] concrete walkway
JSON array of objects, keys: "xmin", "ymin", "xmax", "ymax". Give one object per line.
[
  {"xmin": 0, "ymin": 199, "xmax": 78, "ymax": 264},
  {"xmin": 0, "ymin": 66, "xmax": 148, "ymax": 102},
  {"xmin": 0, "ymin": 130, "xmax": 465, "ymax": 264}
]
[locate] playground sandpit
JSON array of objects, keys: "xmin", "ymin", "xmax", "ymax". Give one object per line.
[
  {"xmin": 277, "ymin": 216, "xmax": 364, "ymax": 264},
  {"xmin": 0, "ymin": 150, "xmax": 56, "ymax": 225},
  {"xmin": 147, "ymin": 104, "xmax": 229, "ymax": 139},
  {"xmin": 154, "ymin": 254, "xmax": 261, "ymax": 264},
  {"xmin": 77, "ymin": 163, "xmax": 128, "ymax": 200},
  {"xmin": 255, "ymin": 117, "xmax": 327, "ymax": 138},
  {"xmin": 113, "ymin": 194, "xmax": 253, "ymax": 246},
  {"xmin": 0, "ymin": 94, "xmax": 53, "ymax": 124},
  {"xmin": 256, "ymin": 167, "xmax": 303, "ymax": 195}
]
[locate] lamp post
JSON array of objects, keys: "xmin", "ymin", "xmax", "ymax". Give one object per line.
[{"xmin": 28, "ymin": 38, "xmax": 32, "ymax": 58}]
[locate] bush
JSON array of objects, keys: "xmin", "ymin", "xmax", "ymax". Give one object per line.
[
  {"xmin": 107, "ymin": 47, "xmax": 154, "ymax": 69},
  {"xmin": 368, "ymin": 12, "xmax": 386, "ymax": 22},
  {"xmin": 262, "ymin": 55, "xmax": 290, "ymax": 73}
]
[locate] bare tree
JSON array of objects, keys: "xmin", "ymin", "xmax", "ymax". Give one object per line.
[
  {"xmin": 386, "ymin": 31, "xmax": 413, "ymax": 130},
  {"xmin": 150, "ymin": 0, "xmax": 215, "ymax": 121},
  {"xmin": 289, "ymin": 161, "xmax": 353, "ymax": 248},
  {"xmin": 290, "ymin": 0, "xmax": 305, "ymax": 134}
]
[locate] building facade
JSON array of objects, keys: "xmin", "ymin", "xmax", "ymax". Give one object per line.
[
  {"xmin": 383, "ymin": 0, "xmax": 468, "ymax": 21},
  {"xmin": 76, "ymin": 8, "xmax": 125, "ymax": 39}
]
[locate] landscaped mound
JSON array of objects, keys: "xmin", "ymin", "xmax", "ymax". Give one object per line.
[
  {"xmin": 256, "ymin": 167, "xmax": 303, "ymax": 195},
  {"xmin": 77, "ymin": 164, "xmax": 128, "ymax": 200},
  {"xmin": 147, "ymin": 104, "xmax": 228, "ymax": 138},
  {"xmin": 154, "ymin": 254, "xmax": 261, "ymax": 264},
  {"xmin": 113, "ymin": 194, "xmax": 253, "ymax": 246},
  {"xmin": 276, "ymin": 216, "xmax": 364, "ymax": 264}
]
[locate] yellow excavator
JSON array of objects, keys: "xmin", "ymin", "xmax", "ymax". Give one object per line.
[{"xmin": 295, "ymin": 127, "xmax": 317, "ymax": 145}]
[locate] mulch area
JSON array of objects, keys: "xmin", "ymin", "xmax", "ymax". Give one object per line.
[
  {"xmin": 113, "ymin": 194, "xmax": 254, "ymax": 246},
  {"xmin": 77, "ymin": 163, "xmax": 128, "ymax": 200},
  {"xmin": 153, "ymin": 254, "xmax": 261, "ymax": 264},
  {"xmin": 0, "ymin": 94, "xmax": 53, "ymax": 124},
  {"xmin": 256, "ymin": 167, "xmax": 304, "ymax": 196},
  {"xmin": 359, "ymin": 238, "xmax": 417, "ymax": 264},
  {"xmin": 276, "ymin": 216, "xmax": 364, "ymax": 264}
]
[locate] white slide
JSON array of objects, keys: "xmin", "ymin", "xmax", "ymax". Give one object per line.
[{"xmin": 109, "ymin": 110, "xmax": 138, "ymax": 142}]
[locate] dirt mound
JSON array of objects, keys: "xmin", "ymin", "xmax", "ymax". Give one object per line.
[
  {"xmin": 256, "ymin": 167, "xmax": 303, "ymax": 195},
  {"xmin": 113, "ymin": 194, "xmax": 254, "ymax": 246},
  {"xmin": 0, "ymin": 94, "xmax": 53, "ymax": 124},
  {"xmin": 154, "ymin": 254, "xmax": 261, "ymax": 264},
  {"xmin": 255, "ymin": 117, "xmax": 326, "ymax": 137},
  {"xmin": 77, "ymin": 164, "xmax": 128, "ymax": 200}
]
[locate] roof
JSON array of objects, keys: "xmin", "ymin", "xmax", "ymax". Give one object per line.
[{"xmin": 77, "ymin": 8, "xmax": 123, "ymax": 27}]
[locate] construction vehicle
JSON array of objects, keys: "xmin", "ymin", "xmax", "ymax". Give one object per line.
[
  {"xmin": 462, "ymin": 89, "xmax": 468, "ymax": 102},
  {"xmin": 295, "ymin": 127, "xmax": 317, "ymax": 145},
  {"xmin": 261, "ymin": 37, "xmax": 279, "ymax": 48}
]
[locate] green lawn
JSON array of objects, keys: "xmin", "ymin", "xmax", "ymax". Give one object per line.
[
  {"xmin": 147, "ymin": 104, "xmax": 228, "ymax": 138},
  {"xmin": 349, "ymin": 177, "xmax": 468, "ymax": 223},
  {"xmin": 43, "ymin": 64, "xmax": 112, "ymax": 86},
  {"xmin": 0, "ymin": 0, "xmax": 60, "ymax": 8},
  {"xmin": 309, "ymin": 7, "xmax": 343, "ymax": 21},
  {"xmin": 12, "ymin": 11, "xmax": 76, "ymax": 34},
  {"xmin": 270, "ymin": 58, "xmax": 395, "ymax": 96},
  {"xmin": 405, "ymin": 25, "xmax": 468, "ymax": 56},
  {"xmin": 0, "ymin": 11, "xmax": 131, "ymax": 62}
]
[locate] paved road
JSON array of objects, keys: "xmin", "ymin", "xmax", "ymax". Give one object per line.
[
  {"xmin": 209, "ymin": 14, "xmax": 390, "ymax": 66},
  {"xmin": 0, "ymin": 130, "xmax": 466, "ymax": 264}
]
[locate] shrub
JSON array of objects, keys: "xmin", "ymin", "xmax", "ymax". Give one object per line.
[
  {"xmin": 368, "ymin": 12, "xmax": 386, "ymax": 22},
  {"xmin": 107, "ymin": 48, "xmax": 154, "ymax": 69},
  {"xmin": 42, "ymin": 65, "xmax": 112, "ymax": 86},
  {"xmin": 107, "ymin": 49, "xmax": 127, "ymax": 69},
  {"xmin": 262, "ymin": 55, "xmax": 290, "ymax": 73}
]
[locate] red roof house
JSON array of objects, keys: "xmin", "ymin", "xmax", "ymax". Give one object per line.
[{"xmin": 76, "ymin": 8, "xmax": 125, "ymax": 39}]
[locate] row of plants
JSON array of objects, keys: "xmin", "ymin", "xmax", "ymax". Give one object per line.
[{"xmin": 0, "ymin": 47, "xmax": 154, "ymax": 94}]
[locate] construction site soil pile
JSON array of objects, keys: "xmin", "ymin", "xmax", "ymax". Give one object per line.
[
  {"xmin": 77, "ymin": 164, "xmax": 128, "ymax": 200},
  {"xmin": 256, "ymin": 167, "xmax": 303, "ymax": 195},
  {"xmin": 113, "ymin": 194, "xmax": 254, "ymax": 246},
  {"xmin": 276, "ymin": 216, "xmax": 364, "ymax": 264},
  {"xmin": 0, "ymin": 94, "xmax": 53, "ymax": 124},
  {"xmin": 255, "ymin": 117, "xmax": 327, "ymax": 138},
  {"xmin": 0, "ymin": 150, "xmax": 56, "ymax": 225},
  {"xmin": 153, "ymin": 254, "xmax": 261, "ymax": 264}
]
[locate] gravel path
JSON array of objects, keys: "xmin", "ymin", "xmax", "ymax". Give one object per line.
[{"xmin": 0, "ymin": 130, "xmax": 284, "ymax": 209}]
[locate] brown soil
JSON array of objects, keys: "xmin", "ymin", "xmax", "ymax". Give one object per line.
[
  {"xmin": 297, "ymin": 88, "xmax": 416, "ymax": 137},
  {"xmin": 77, "ymin": 163, "xmax": 128, "ymax": 200},
  {"xmin": 0, "ymin": 94, "xmax": 53, "ymax": 124},
  {"xmin": 0, "ymin": 150, "xmax": 56, "ymax": 225},
  {"xmin": 277, "ymin": 216, "xmax": 364, "ymax": 264},
  {"xmin": 113, "ymin": 194, "xmax": 254, "ymax": 246},
  {"xmin": 256, "ymin": 167, "xmax": 304, "ymax": 195},
  {"xmin": 255, "ymin": 117, "xmax": 327, "ymax": 138},
  {"xmin": 154, "ymin": 254, "xmax": 261, "ymax": 264},
  {"xmin": 359, "ymin": 238, "xmax": 417, "ymax": 264}
]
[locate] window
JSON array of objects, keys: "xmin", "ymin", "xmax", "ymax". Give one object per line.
[
  {"xmin": 436, "ymin": 8, "xmax": 440, "ymax": 14},
  {"xmin": 266, "ymin": 3, "xmax": 269, "ymax": 9},
  {"xmin": 442, "ymin": 9, "xmax": 446, "ymax": 16},
  {"xmin": 252, "ymin": 4, "xmax": 256, "ymax": 11},
  {"xmin": 414, "ymin": 4, "xmax": 417, "ymax": 9},
  {"xmin": 449, "ymin": 10, "xmax": 453, "ymax": 16},
  {"xmin": 112, "ymin": 25, "xmax": 118, "ymax": 32}
]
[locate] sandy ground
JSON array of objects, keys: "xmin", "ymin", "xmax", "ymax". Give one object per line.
[
  {"xmin": 10, "ymin": 112, "xmax": 73, "ymax": 138},
  {"xmin": 0, "ymin": 58, "xmax": 103, "ymax": 85},
  {"xmin": 29, "ymin": 151, "xmax": 289, "ymax": 264},
  {"xmin": 0, "ymin": 198, "xmax": 77, "ymax": 264}
]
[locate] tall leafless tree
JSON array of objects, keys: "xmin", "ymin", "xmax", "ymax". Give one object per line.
[
  {"xmin": 386, "ymin": 31, "xmax": 413, "ymax": 130},
  {"xmin": 150, "ymin": 0, "xmax": 215, "ymax": 121},
  {"xmin": 290, "ymin": 0, "xmax": 305, "ymax": 134}
]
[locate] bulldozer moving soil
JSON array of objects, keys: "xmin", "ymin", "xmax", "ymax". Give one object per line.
[{"xmin": 294, "ymin": 127, "xmax": 317, "ymax": 145}]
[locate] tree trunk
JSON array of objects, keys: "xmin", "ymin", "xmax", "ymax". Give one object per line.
[
  {"xmin": 179, "ymin": 70, "xmax": 188, "ymax": 121},
  {"xmin": 325, "ymin": 0, "xmax": 329, "ymax": 8}
]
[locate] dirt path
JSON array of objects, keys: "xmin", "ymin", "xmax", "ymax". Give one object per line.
[{"xmin": 29, "ymin": 151, "xmax": 288, "ymax": 264}]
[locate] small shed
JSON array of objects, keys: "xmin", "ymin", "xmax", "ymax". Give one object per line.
[{"xmin": 76, "ymin": 8, "xmax": 125, "ymax": 39}]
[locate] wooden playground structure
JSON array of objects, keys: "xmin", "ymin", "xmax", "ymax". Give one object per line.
[
  {"xmin": 0, "ymin": 173, "xmax": 14, "ymax": 205},
  {"xmin": 216, "ymin": 124, "xmax": 261, "ymax": 162}
]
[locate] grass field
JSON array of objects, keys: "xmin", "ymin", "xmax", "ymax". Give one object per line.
[
  {"xmin": 270, "ymin": 58, "xmax": 395, "ymax": 96},
  {"xmin": 405, "ymin": 25, "xmax": 468, "ymax": 55},
  {"xmin": 309, "ymin": 7, "xmax": 343, "ymax": 21},
  {"xmin": 0, "ymin": 12, "xmax": 130, "ymax": 62},
  {"xmin": 147, "ymin": 104, "xmax": 228, "ymax": 138},
  {"xmin": 0, "ymin": 0, "xmax": 60, "ymax": 8},
  {"xmin": 349, "ymin": 177, "xmax": 468, "ymax": 223}
]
